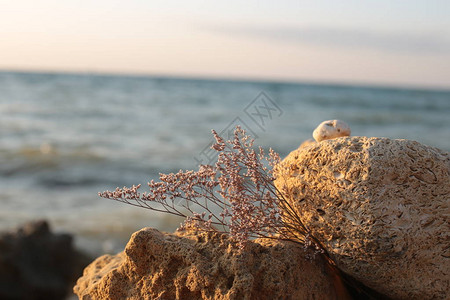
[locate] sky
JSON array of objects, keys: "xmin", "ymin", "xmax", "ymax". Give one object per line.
[{"xmin": 1, "ymin": 0, "xmax": 449, "ymax": 89}]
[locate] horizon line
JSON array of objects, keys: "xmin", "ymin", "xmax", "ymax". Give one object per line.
[{"xmin": 0, "ymin": 67, "xmax": 449, "ymax": 93}]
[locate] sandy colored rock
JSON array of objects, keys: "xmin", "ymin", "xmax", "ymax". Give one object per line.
[
  {"xmin": 275, "ymin": 136, "xmax": 450, "ymax": 299},
  {"xmin": 74, "ymin": 228, "xmax": 343, "ymax": 300}
]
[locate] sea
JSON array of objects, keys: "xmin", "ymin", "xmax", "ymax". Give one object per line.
[{"xmin": 1, "ymin": 71, "xmax": 449, "ymax": 255}]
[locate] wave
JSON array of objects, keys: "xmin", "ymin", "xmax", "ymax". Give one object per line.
[{"xmin": 0, "ymin": 144, "xmax": 105, "ymax": 175}]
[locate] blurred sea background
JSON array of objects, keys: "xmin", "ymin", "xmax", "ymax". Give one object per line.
[{"xmin": 1, "ymin": 70, "xmax": 449, "ymax": 255}]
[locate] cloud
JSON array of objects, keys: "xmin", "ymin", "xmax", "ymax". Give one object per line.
[{"xmin": 206, "ymin": 24, "xmax": 450, "ymax": 54}]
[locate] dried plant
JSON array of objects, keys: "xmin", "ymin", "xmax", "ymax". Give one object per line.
[
  {"xmin": 99, "ymin": 126, "xmax": 324, "ymax": 252},
  {"xmin": 99, "ymin": 126, "xmax": 389, "ymax": 299}
]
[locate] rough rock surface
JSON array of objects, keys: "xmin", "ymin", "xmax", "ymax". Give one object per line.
[
  {"xmin": 74, "ymin": 228, "xmax": 344, "ymax": 300},
  {"xmin": 274, "ymin": 136, "xmax": 450, "ymax": 299},
  {"xmin": 0, "ymin": 220, "xmax": 91, "ymax": 300}
]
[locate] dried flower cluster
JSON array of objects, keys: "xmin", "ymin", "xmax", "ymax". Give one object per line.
[{"xmin": 99, "ymin": 126, "xmax": 322, "ymax": 251}]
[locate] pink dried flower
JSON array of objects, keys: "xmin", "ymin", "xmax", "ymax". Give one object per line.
[{"xmin": 99, "ymin": 126, "xmax": 322, "ymax": 252}]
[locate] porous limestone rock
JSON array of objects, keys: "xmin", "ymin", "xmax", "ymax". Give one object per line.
[
  {"xmin": 275, "ymin": 136, "xmax": 450, "ymax": 299},
  {"xmin": 312, "ymin": 120, "xmax": 351, "ymax": 142},
  {"xmin": 74, "ymin": 228, "xmax": 344, "ymax": 300}
]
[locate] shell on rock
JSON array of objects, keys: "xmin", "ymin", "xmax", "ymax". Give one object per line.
[{"xmin": 313, "ymin": 120, "xmax": 351, "ymax": 142}]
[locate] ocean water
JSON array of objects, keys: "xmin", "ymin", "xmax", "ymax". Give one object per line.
[{"xmin": 1, "ymin": 71, "xmax": 449, "ymax": 254}]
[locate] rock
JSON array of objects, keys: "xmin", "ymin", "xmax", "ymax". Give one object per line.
[
  {"xmin": 0, "ymin": 220, "xmax": 91, "ymax": 300},
  {"xmin": 312, "ymin": 120, "xmax": 351, "ymax": 142},
  {"xmin": 74, "ymin": 228, "xmax": 345, "ymax": 300},
  {"xmin": 274, "ymin": 136, "xmax": 450, "ymax": 299}
]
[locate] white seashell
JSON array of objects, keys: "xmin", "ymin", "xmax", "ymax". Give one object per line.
[{"xmin": 312, "ymin": 120, "xmax": 351, "ymax": 142}]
